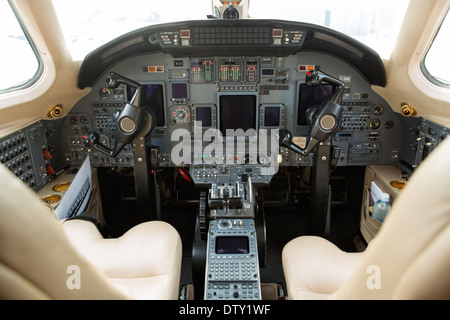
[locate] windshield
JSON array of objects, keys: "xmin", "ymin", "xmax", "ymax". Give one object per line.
[{"xmin": 52, "ymin": 0, "xmax": 410, "ymax": 61}]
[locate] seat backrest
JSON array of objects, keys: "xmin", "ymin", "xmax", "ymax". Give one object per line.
[
  {"xmin": 0, "ymin": 164, "xmax": 128, "ymax": 299},
  {"xmin": 332, "ymin": 137, "xmax": 450, "ymax": 299}
]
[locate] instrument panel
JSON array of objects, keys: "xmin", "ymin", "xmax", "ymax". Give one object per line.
[
  {"xmin": 55, "ymin": 19, "xmax": 418, "ymax": 184},
  {"xmin": 0, "ymin": 20, "xmax": 448, "ymax": 195},
  {"xmin": 61, "ymin": 50, "xmax": 404, "ymax": 176}
]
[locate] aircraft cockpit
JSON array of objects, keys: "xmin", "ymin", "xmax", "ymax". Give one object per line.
[{"xmin": 0, "ymin": 0, "xmax": 449, "ymax": 303}]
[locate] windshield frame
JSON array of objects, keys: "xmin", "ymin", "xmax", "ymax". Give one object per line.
[
  {"xmin": 420, "ymin": 8, "xmax": 450, "ymax": 88},
  {"xmin": 0, "ymin": 0, "xmax": 44, "ymax": 94}
]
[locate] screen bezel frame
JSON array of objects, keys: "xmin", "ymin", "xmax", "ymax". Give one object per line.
[
  {"xmin": 294, "ymin": 80, "xmax": 335, "ymax": 135},
  {"xmin": 259, "ymin": 103, "xmax": 285, "ymax": 128},
  {"xmin": 191, "ymin": 104, "xmax": 217, "ymax": 129},
  {"xmin": 215, "ymin": 236, "xmax": 250, "ymax": 255},
  {"xmin": 169, "ymin": 81, "xmax": 190, "ymax": 102},
  {"xmin": 217, "ymin": 91, "xmax": 259, "ymax": 138},
  {"xmin": 126, "ymin": 81, "xmax": 167, "ymax": 129}
]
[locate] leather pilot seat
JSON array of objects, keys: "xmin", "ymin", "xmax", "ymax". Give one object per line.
[
  {"xmin": 282, "ymin": 137, "xmax": 450, "ymax": 300},
  {"xmin": 0, "ymin": 164, "xmax": 182, "ymax": 300}
]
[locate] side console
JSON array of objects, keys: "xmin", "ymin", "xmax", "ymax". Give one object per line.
[
  {"xmin": 204, "ymin": 218, "xmax": 261, "ymax": 300},
  {"xmin": 0, "ymin": 121, "xmax": 52, "ymax": 191}
]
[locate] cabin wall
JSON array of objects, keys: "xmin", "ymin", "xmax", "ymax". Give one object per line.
[
  {"xmin": 0, "ymin": 0, "xmax": 88, "ymax": 136},
  {"xmin": 375, "ymin": 0, "xmax": 450, "ymax": 127}
]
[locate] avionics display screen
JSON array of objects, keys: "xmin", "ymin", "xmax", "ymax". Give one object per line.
[
  {"xmin": 171, "ymin": 82, "xmax": 188, "ymax": 100},
  {"xmin": 297, "ymin": 84, "xmax": 334, "ymax": 125},
  {"xmin": 215, "ymin": 236, "xmax": 249, "ymax": 254},
  {"xmin": 219, "ymin": 94, "xmax": 257, "ymax": 136},
  {"xmin": 195, "ymin": 107, "xmax": 212, "ymax": 127},
  {"xmin": 127, "ymin": 84, "xmax": 165, "ymax": 126},
  {"xmin": 264, "ymin": 106, "xmax": 280, "ymax": 127}
]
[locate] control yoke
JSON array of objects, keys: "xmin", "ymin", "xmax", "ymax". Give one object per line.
[
  {"xmin": 85, "ymin": 72, "xmax": 152, "ymax": 157},
  {"xmin": 279, "ymin": 70, "xmax": 344, "ymax": 156}
]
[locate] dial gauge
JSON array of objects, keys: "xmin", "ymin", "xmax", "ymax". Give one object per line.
[
  {"xmin": 385, "ymin": 120, "xmax": 394, "ymax": 129},
  {"xmin": 99, "ymin": 87, "xmax": 111, "ymax": 100},
  {"xmin": 69, "ymin": 115, "xmax": 78, "ymax": 124},
  {"xmin": 373, "ymin": 104, "xmax": 384, "ymax": 115},
  {"xmin": 171, "ymin": 106, "xmax": 190, "ymax": 124},
  {"xmin": 370, "ymin": 119, "xmax": 381, "ymax": 130},
  {"xmin": 79, "ymin": 115, "xmax": 88, "ymax": 124}
]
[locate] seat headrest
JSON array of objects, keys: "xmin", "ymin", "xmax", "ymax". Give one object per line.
[
  {"xmin": 333, "ymin": 137, "xmax": 450, "ymax": 299},
  {"xmin": 0, "ymin": 164, "xmax": 127, "ymax": 299}
]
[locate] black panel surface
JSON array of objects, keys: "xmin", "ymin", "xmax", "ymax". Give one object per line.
[{"xmin": 78, "ymin": 20, "xmax": 386, "ymax": 89}]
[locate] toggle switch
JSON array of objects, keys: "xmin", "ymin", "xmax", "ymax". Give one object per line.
[
  {"xmin": 46, "ymin": 165, "xmax": 56, "ymax": 176},
  {"xmin": 43, "ymin": 148, "xmax": 53, "ymax": 160}
]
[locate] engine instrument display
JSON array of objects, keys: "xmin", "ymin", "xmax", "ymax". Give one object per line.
[
  {"xmin": 191, "ymin": 59, "xmax": 215, "ymax": 83},
  {"xmin": 218, "ymin": 58, "xmax": 242, "ymax": 83}
]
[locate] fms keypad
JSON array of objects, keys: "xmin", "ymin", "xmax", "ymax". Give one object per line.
[{"xmin": 204, "ymin": 219, "xmax": 261, "ymax": 300}]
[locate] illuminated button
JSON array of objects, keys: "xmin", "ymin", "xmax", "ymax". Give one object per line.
[{"xmin": 272, "ymin": 29, "xmax": 282, "ymax": 37}]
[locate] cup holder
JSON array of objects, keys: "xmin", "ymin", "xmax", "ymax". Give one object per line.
[
  {"xmin": 52, "ymin": 182, "xmax": 71, "ymax": 192},
  {"xmin": 390, "ymin": 180, "xmax": 407, "ymax": 190},
  {"xmin": 41, "ymin": 194, "xmax": 62, "ymax": 204}
]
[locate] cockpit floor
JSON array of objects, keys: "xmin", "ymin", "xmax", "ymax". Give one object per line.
[{"xmin": 97, "ymin": 168, "xmax": 360, "ymax": 299}]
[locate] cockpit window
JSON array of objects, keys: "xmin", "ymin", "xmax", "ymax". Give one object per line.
[
  {"xmin": 52, "ymin": 0, "xmax": 212, "ymax": 61},
  {"xmin": 0, "ymin": 1, "xmax": 42, "ymax": 93},
  {"xmin": 249, "ymin": 0, "xmax": 410, "ymax": 59},
  {"xmin": 421, "ymin": 9, "xmax": 450, "ymax": 88},
  {"xmin": 52, "ymin": 0, "xmax": 410, "ymax": 61}
]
